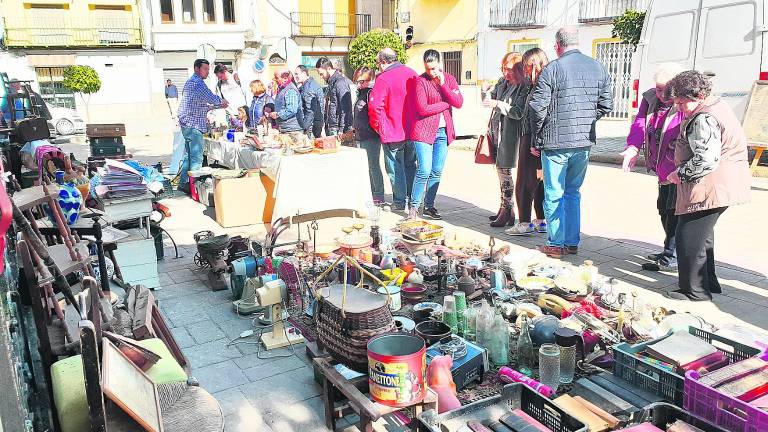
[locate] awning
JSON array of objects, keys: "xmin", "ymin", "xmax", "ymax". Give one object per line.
[{"xmin": 26, "ymin": 54, "xmax": 76, "ymax": 67}]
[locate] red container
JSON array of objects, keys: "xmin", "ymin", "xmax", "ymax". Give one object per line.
[
  {"xmin": 367, "ymin": 333, "xmax": 426, "ymax": 407},
  {"xmin": 188, "ymin": 174, "xmax": 199, "ymax": 202}
]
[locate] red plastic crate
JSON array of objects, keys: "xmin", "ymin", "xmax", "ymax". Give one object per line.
[{"xmin": 685, "ymin": 368, "xmax": 768, "ymax": 432}]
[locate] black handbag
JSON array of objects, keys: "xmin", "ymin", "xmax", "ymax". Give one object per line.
[{"xmin": 13, "ymin": 117, "xmax": 50, "ymax": 142}]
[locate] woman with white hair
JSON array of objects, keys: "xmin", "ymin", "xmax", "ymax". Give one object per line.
[{"xmin": 621, "ymin": 63, "xmax": 685, "ymax": 271}]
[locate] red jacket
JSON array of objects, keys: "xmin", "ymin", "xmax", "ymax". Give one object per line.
[
  {"xmin": 408, "ymin": 72, "xmax": 463, "ymax": 144},
  {"xmin": 368, "ymin": 63, "xmax": 418, "ymax": 144}
]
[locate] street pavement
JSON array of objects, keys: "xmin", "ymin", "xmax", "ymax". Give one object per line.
[{"xmin": 83, "ymin": 128, "xmax": 768, "ymax": 432}]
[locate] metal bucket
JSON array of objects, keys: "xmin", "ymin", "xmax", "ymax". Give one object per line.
[{"xmin": 367, "ymin": 333, "xmax": 426, "ymax": 407}]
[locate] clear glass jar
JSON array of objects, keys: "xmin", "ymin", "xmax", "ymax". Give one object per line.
[
  {"xmin": 538, "ymin": 344, "xmax": 561, "ymax": 392},
  {"xmin": 559, "ymin": 344, "xmax": 576, "ymax": 384}
]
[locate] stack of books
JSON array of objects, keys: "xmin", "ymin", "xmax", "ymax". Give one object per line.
[
  {"xmin": 641, "ymin": 331, "xmax": 727, "ymax": 375},
  {"xmin": 94, "ymin": 159, "xmax": 147, "ymax": 199}
]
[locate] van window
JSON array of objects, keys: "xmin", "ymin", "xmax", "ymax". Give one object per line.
[
  {"xmin": 701, "ymin": 2, "xmax": 756, "ymax": 58},
  {"xmin": 648, "ymin": 12, "xmax": 696, "ymax": 63}
]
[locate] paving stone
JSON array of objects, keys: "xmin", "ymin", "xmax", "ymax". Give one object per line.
[
  {"xmin": 167, "ymin": 268, "xmax": 202, "ymax": 284},
  {"xmin": 599, "ymin": 259, "xmax": 679, "ymax": 292},
  {"xmin": 212, "ymin": 387, "xmax": 254, "ymax": 417},
  {"xmin": 239, "ymin": 365, "xmax": 321, "ymax": 405},
  {"xmin": 232, "ymin": 346, "xmax": 296, "ymax": 367},
  {"xmin": 598, "ymin": 243, "xmax": 657, "ymax": 261},
  {"xmin": 169, "ymin": 326, "xmax": 196, "ymax": 349},
  {"xmin": 224, "ymin": 409, "xmax": 274, "ymax": 432},
  {"xmin": 243, "ymin": 355, "xmax": 306, "ymax": 382},
  {"xmin": 576, "ymin": 236, "xmax": 620, "ymax": 253},
  {"xmin": 183, "ymin": 338, "xmax": 244, "ymax": 368},
  {"xmin": 153, "ymin": 281, "xmax": 209, "ymax": 302},
  {"xmin": 216, "ymin": 317, "xmax": 260, "ymax": 341},
  {"xmin": 262, "ymin": 395, "xmax": 330, "ymax": 432},
  {"xmin": 186, "ymin": 319, "xmax": 226, "ymax": 344},
  {"xmin": 193, "ymin": 360, "xmax": 249, "ymax": 393}
]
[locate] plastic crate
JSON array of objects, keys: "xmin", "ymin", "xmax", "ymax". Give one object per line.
[
  {"xmin": 685, "ymin": 367, "xmax": 768, "ymax": 432},
  {"xmin": 620, "ymin": 402, "xmax": 727, "ymax": 431},
  {"xmin": 613, "ymin": 326, "xmax": 760, "ymax": 405},
  {"xmin": 418, "ymin": 384, "xmax": 587, "ymax": 432}
]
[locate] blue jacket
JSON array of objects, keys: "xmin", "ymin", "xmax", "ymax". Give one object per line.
[
  {"xmin": 298, "ymin": 77, "xmax": 324, "ymax": 132},
  {"xmin": 248, "ymin": 93, "xmax": 273, "ymax": 128},
  {"xmin": 528, "ymin": 50, "xmax": 613, "ymax": 150},
  {"xmin": 274, "ymin": 82, "xmax": 303, "ymax": 133}
]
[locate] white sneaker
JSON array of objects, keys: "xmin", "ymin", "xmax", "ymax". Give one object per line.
[
  {"xmin": 533, "ymin": 219, "xmax": 547, "ymax": 233},
  {"xmin": 505, "ymin": 222, "xmax": 535, "ymax": 236}
]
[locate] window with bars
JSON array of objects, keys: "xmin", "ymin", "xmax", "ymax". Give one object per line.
[
  {"xmin": 35, "ymin": 67, "xmax": 76, "ymax": 109},
  {"xmin": 223, "ymin": 0, "xmax": 235, "ymax": 23},
  {"xmin": 442, "ymin": 51, "xmax": 462, "ymax": 84}
]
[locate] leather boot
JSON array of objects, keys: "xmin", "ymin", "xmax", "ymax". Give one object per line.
[
  {"xmin": 488, "ymin": 207, "xmax": 503, "ymax": 221},
  {"xmin": 490, "ymin": 208, "xmax": 515, "ymax": 227}
]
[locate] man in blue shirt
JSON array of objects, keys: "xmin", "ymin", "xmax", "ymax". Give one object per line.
[
  {"xmin": 177, "ymin": 59, "xmax": 228, "ymax": 193},
  {"xmin": 165, "ymin": 79, "xmax": 179, "ymax": 118}
]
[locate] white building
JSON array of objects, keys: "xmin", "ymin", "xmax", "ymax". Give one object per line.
[{"xmin": 478, "ymin": 0, "xmax": 648, "ymax": 120}]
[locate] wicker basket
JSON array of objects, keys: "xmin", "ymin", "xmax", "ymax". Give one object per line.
[{"xmin": 313, "ymin": 255, "xmax": 396, "ymax": 372}]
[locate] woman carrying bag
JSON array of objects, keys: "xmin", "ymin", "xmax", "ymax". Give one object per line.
[{"xmin": 481, "ymin": 52, "xmax": 529, "ymax": 228}]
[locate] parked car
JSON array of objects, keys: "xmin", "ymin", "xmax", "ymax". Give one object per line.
[
  {"xmin": 48, "ymin": 107, "xmax": 85, "ymax": 136},
  {"xmin": 631, "ymin": 0, "xmax": 768, "ymax": 121}
]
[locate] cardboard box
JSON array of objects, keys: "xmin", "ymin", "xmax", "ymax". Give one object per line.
[
  {"xmin": 213, "ymin": 170, "xmax": 274, "ymax": 227},
  {"xmin": 426, "ymin": 337, "xmax": 488, "ymax": 391}
]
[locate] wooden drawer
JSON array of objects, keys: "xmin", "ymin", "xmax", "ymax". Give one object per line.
[{"xmin": 100, "ymin": 194, "xmax": 152, "ymax": 222}]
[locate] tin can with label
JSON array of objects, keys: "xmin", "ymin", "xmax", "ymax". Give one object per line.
[{"xmin": 367, "ymin": 334, "xmax": 426, "ymax": 407}]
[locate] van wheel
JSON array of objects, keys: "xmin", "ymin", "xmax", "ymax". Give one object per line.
[{"xmin": 56, "ymin": 119, "xmax": 75, "ymax": 135}]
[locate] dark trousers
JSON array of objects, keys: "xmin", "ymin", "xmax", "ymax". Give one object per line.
[
  {"xmin": 311, "ymin": 123, "xmax": 323, "ymax": 139},
  {"xmin": 515, "ymin": 135, "xmax": 544, "ymax": 222},
  {"xmin": 657, "ymin": 184, "xmax": 678, "ymax": 259},
  {"xmin": 675, "ymin": 207, "xmax": 726, "ymax": 300}
]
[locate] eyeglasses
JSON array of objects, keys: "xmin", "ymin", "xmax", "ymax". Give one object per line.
[{"xmin": 356, "ymin": 80, "xmax": 369, "ymax": 85}]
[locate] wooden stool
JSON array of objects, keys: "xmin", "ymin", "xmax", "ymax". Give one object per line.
[{"xmin": 313, "ymin": 356, "xmax": 437, "ymax": 432}]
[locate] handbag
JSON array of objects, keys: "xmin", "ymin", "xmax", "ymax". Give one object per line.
[{"xmin": 474, "ymin": 118, "xmax": 495, "ymax": 164}]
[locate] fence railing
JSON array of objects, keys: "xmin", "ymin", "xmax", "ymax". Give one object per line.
[
  {"xmin": 4, "ymin": 18, "xmax": 142, "ymax": 47},
  {"xmin": 489, "ymin": 0, "xmax": 549, "ymax": 29},
  {"xmin": 579, "ymin": 0, "xmax": 648, "ymax": 23},
  {"xmin": 291, "ymin": 12, "xmax": 372, "ymax": 37}
]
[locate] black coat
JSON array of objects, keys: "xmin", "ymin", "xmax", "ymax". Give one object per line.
[
  {"xmin": 325, "ymin": 71, "xmax": 353, "ymax": 135},
  {"xmin": 353, "ymin": 87, "xmax": 378, "ymax": 141}
]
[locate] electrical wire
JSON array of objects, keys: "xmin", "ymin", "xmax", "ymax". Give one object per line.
[{"xmin": 226, "ymin": 300, "xmax": 302, "ymax": 360}]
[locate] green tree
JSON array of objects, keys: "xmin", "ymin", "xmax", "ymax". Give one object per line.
[
  {"xmin": 348, "ymin": 29, "xmax": 407, "ymax": 70},
  {"xmin": 612, "ymin": 10, "xmax": 646, "ymax": 47},
  {"xmin": 62, "ymin": 65, "xmax": 101, "ymax": 121}
]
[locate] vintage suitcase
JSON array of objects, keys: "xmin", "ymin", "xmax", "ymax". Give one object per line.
[
  {"xmin": 90, "ymin": 136, "xmax": 125, "ymax": 157},
  {"xmin": 86, "ymin": 123, "xmax": 126, "ymax": 137},
  {"xmin": 12, "ymin": 117, "xmax": 50, "ymax": 142}
]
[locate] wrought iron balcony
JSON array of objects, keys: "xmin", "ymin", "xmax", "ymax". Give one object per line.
[
  {"xmin": 290, "ymin": 12, "xmax": 372, "ymax": 37},
  {"xmin": 489, "ymin": 0, "xmax": 549, "ymax": 29},
  {"xmin": 3, "ymin": 18, "xmax": 142, "ymax": 48},
  {"xmin": 579, "ymin": 0, "xmax": 649, "ymax": 23}
]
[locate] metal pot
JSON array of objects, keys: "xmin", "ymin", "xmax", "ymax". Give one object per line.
[{"xmin": 415, "ymin": 320, "xmax": 452, "ymax": 346}]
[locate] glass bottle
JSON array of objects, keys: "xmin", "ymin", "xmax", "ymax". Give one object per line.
[
  {"xmin": 490, "ymin": 313, "xmax": 509, "ymax": 367},
  {"xmin": 475, "ymin": 300, "xmax": 494, "ymax": 349},
  {"xmin": 516, "ymin": 315, "xmax": 535, "ymax": 377}
]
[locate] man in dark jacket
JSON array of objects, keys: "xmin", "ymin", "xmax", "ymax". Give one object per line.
[
  {"xmin": 528, "ymin": 26, "xmax": 613, "ymax": 258},
  {"xmin": 294, "ymin": 65, "xmax": 325, "ymax": 138},
  {"xmin": 316, "ymin": 57, "xmax": 352, "ymax": 136}
]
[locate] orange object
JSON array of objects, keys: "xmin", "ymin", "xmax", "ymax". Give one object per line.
[{"xmin": 400, "ymin": 260, "xmax": 415, "ymax": 277}]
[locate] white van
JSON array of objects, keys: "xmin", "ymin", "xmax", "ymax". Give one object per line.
[{"xmin": 631, "ymin": 0, "xmax": 768, "ymax": 121}]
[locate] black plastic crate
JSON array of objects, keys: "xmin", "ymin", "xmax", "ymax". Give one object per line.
[
  {"xmin": 419, "ymin": 384, "xmax": 587, "ymax": 432},
  {"xmin": 613, "ymin": 326, "xmax": 760, "ymax": 405}
]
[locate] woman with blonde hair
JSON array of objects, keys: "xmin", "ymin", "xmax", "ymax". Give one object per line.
[
  {"xmin": 506, "ymin": 47, "xmax": 549, "ymax": 235},
  {"xmin": 247, "ymin": 79, "xmax": 273, "ymax": 128},
  {"xmin": 482, "ymin": 52, "xmax": 529, "ymax": 227}
]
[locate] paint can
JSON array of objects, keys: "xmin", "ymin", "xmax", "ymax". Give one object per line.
[
  {"xmin": 377, "ymin": 285, "xmax": 401, "ymax": 311},
  {"xmin": 367, "ymin": 333, "xmax": 426, "ymax": 407}
]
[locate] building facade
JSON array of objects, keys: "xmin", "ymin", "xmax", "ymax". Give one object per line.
[{"xmin": 478, "ymin": 0, "xmax": 648, "ymax": 120}]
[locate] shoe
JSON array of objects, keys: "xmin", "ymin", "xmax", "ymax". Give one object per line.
[
  {"xmin": 373, "ymin": 198, "xmax": 391, "ymax": 207},
  {"xmin": 646, "ymin": 252, "xmax": 664, "ymax": 261},
  {"xmin": 489, "ymin": 208, "xmax": 503, "ymax": 221},
  {"xmin": 407, "ymin": 208, "xmax": 420, "ymax": 220},
  {"xmin": 393, "ymin": 203, "xmax": 406, "ymax": 212},
  {"xmin": 565, "ymin": 246, "xmax": 578, "ymax": 255},
  {"xmin": 423, "ymin": 207, "xmax": 442, "ymax": 220},
  {"xmin": 533, "ymin": 219, "xmax": 547, "ymax": 234},
  {"xmin": 177, "ymin": 184, "xmax": 191, "ymax": 195},
  {"xmin": 537, "ymin": 245, "xmax": 564, "ymax": 259},
  {"xmin": 490, "ymin": 208, "xmax": 515, "ymax": 227},
  {"xmin": 641, "ymin": 257, "xmax": 678, "ymax": 272},
  {"xmin": 505, "ymin": 222, "xmax": 535, "ymax": 236},
  {"xmin": 664, "ymin": 289, "xmax": 712, "ymax": 302}
]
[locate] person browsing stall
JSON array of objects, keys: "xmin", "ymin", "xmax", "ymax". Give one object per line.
[
  {"xmin": 214, "ymin": 64, "xmax": 247, "ymax": 116},
  {"xmin": 621, "ymin": 63, "xmax": 685, "ymax": 272},
  {"xmin": 294, "ymin": 65, "xmax": 325, "ymax": 138},
  {"xmin": 177, "ymin": 59, "xmax": 228, "ymax": 193},
  {"xmin": 352, "ymin": 66, "xmax": 385, "ymax": 205},
  {"xmin": 408, "ymin": 50, "xmax": 463, "ymax": 220},
  {"xmin": 268, "ymin": 68, "xmax": 303, "ymax": 134},
  {"xmin": 316, "ymin": 57, "xmax": 353, "ymax": 136},
  {"xmin": 247, "ymin": 79, "xmax": 273, "ymax": 129}
]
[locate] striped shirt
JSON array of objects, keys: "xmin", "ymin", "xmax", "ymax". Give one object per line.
[{"xmin": 178, "ymin": 74, "xmax": 222, "ymax": 132}]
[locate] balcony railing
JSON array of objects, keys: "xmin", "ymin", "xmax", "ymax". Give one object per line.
[
  {"xmin": 291, "ymin": 12, "xmax": 371, "ymax": 37},
  {"xmin": 579, "ymin": 0, "xmax": 648, "ymax": 23},
  {"xmin": 3, "ymin": 18, "xmax": 142, "ymax": 48},
  {"xmin": 489, "ymin": 0, "xmax": 549, "ymax": 29}
]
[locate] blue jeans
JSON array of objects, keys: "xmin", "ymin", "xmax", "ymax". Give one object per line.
[
  {"xmin": 179, "ymin": 127, "xmax": 204, "ymax": 189},
  {"xmin": 411, "ymin": 128, "xmax": 448, "ymax": 210},
  {"xmin": 358, "ymin": 138, "xmax": 385, "ymax": 201},
  {"xmin": 541, "ymin": 147, "xmax": 590, "ymax": 247},
  {"xmin": 383, "ymin": 141, "xmax": 417, "ymax": 207}
]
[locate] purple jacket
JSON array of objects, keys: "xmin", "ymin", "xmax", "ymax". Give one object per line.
[{"xmin": 626, "ymin": 89, "xmax": 682, "ymax": 183}]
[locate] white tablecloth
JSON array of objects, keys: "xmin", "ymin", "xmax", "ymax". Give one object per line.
[
  {"xmin": 270, "ymin": 147, "xmax": 373, "ymax": 221},
  {"xmin": 204, "ymin": 138, "xmax": 373, "ymax": 221}
]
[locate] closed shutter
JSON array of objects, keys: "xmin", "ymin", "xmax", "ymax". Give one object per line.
[
  {"xmin": 163, "ymin": 69, "xmax": 189, "ymax": 89},
  {"xmin": 442, "ymin": 51, "xmax": 462, "ymax": 84}
]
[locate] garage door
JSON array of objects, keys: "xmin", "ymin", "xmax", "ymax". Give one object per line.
[{"xmin": 163, "ymin": 68, "xmax": 189, "ymax": 88}]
